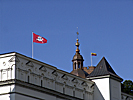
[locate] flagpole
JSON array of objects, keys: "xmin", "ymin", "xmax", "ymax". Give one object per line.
[
  {"xmin": 32, "ymin": 31, "xmax": 33, "ymax": 58},
  {"xmin": 91, "ymin": 53, "xmax": 92, "ymax": 66}
]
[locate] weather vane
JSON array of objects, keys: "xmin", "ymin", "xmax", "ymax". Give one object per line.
[{"xmin": 76, "ymin": 27, "xmax": 79, "ymax": 39}]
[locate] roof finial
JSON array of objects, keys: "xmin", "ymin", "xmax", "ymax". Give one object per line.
[
  {"xmin": 76, "ymin": 27, "xmax": 79, "ymax": 39},
  {"xmin": 75, "ymin": 27, "xmax": 80, "ymax": 54}
]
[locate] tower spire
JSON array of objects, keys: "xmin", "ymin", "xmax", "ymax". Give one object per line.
[
  {"xmin": 71, "ymin": 28, "xmax": 89, "ymax": 78},
  {"xmin": 76, "ymin": 27, "xmax": 79, "ymax": 39},
  {"xmin": 75, "ymin": 27, "xmax": 80, "ymax": 54}
]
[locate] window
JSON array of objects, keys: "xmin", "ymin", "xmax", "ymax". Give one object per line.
[
  {"xmin": 63, "ymin": 88, "xmax": 65, "ymax": 94},
  {"xmin": 78, "ymin": 62, "xmax": 80, "ymax": 68},
  {"xmin": 21, "ymin": 73, "xmax": 23, "ymax": 80},
  {"xmin": 28, "ymin": 76, "xmax": 29, "ymax": 82},
  {"xmin": 74, "ymin": 62, "xmax": 76, "ymax": 69},
  {"xmin": 73, "ymin": 91, "xmax": 75, "ymax": 97},
  {"xmin": 83, "ymin": 94, "xmax": 85, "ymax": 99},
  {"xmin": 41, "ymin": 80, "xmax": 43, "ymax": 87},
  {"xmin": 2, "ymin": 71, "xmax": 6, "ymax": 81}
]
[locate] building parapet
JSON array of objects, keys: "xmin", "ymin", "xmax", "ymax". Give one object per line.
[
  {"xmin": 121, "ymin": 92, "xmax": 133, "ymax": 100},
  {"xmin": 0, "ymin": 52, "xmax": 94, "ymax": 100}
]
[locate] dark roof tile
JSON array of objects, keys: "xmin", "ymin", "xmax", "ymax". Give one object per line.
[{"xmin": 87, "ymin": 57, "xmax": 122, "ymax": 81}]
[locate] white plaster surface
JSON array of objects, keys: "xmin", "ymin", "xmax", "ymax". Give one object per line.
[
  {"xmin": 93, "ymin": 78, "xmax": 110, "ymax": 100},
  {"xmin": 0, "ymin": 53, "xmax": 94, "ymax": 100}
]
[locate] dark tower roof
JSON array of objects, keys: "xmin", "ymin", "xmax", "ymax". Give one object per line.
[
  {"xmin": 87, "ymin": 57, "xmax": 123, "ymax": 82},
  {"xmin": 72, "ymin": 53, "xmax": 84, "ymax": 61}
]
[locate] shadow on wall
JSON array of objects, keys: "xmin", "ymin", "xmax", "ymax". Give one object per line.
[
  {"xmin": 94, "ymin": 84, "xmax": 105, "ymax": 100},
  {"xmin": 9, "ymin": 84, "xmax": 15, "ymax": 100}
]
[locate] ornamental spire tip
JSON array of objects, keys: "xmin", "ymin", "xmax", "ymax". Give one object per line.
[{"xmin": 75, "ymin": 27, "xmax": 80, "ymax": 54}]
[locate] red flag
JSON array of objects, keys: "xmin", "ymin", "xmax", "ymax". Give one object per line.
[{"xmin": 33, "ymin": 33, "xmax": 47, "ymax": 44}]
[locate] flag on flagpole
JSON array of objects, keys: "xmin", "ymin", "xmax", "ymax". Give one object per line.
[
  {"xmin": 33, "ymin": 33, "xmax": 47, "ymax": 44},
  {"xmin": 91, "ymin": 53, "xmax": 97, "ymax": 56},
  {"xmin": 91, "ymin": 52, "xmax": 97, "ymax": 66},
  {"xmin": 32, "ymin": 32, "xmax": 47, "ymax": 58}
]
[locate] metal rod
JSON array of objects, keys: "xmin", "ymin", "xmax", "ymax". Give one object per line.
[
  {"xmin": 91, "ymin": 53, "xmax": 92, "ymax": 66},
  {"xmin": 32, "ymin": 32, "xmax": 33, "ymax": 58}
]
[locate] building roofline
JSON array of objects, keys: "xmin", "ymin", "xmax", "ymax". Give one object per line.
[
  {"xmin": 121, "ymin": 92, "xmax": 133, "ymax": 98},
  {"xmin": 0, "ymin": 51, "xmax": 94, "ymax": 84},
  {"xmin": 87, "ymin": 74, "xmax": 123, "ymax": 82}
]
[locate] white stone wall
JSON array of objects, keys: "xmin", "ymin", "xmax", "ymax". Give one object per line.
[
  {"xmin": 15, "ymin": 85, "xmax": 57, "ymax": 100},
  {"xmin": 1, "ymin": 52, "xmax": 131, "ymax": 100},
  {"xmin": 90, "ymin": 76, "xmax": 124, "ymax": 100},
  {"xmin": 93, "ymin": 78, "xmax": 109, "ymax": 100},
  {"xmin": 110, "ymin": 78, "xmax": 121, "ymax": 100},
  {"xmin": 0, "ymin": 52, "xmax": 94, "ymax": 100},
  {"xmin": 0, "ymin": 94, "xmax": 12, "ymax": 100},
  {"xmin": 93, "ymin": 83, "xmax": 104, "ymax": 100},
  {"xmin": 0, "ymin": 54, "xmax": 16, "ymax": 81},
  {"xmin": 0, "ymin": 84, "xmax": 15, "ymax": 100},
  {"xmin": 15, "ymin": 53, "xmax": 94, "ymax": 99}
]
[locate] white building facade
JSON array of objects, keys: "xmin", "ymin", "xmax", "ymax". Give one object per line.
[
  {"xmin": 0, "ymin": 52, "xmax": 133, "ymax": 100},
  {"xmin": 0, "ymin": 52, "xmax": 94, "ymax": 100}
]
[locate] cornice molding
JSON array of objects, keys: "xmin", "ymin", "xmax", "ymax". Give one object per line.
[
  {"xmin": 0, "ymin": 79, "xmax": 83, "ymax": 100},
  {"xmin": 87, "ymin": 74, "xmax": 123, "ymax": 82}
]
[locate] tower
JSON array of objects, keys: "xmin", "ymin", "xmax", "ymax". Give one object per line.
[
  {"xmin": 71, "ymin": 31, "xmax": 88, "ymax": 78},
  {"xmin": 87, "ymin": 57, "xmax": 123, "ymax": 100}
]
